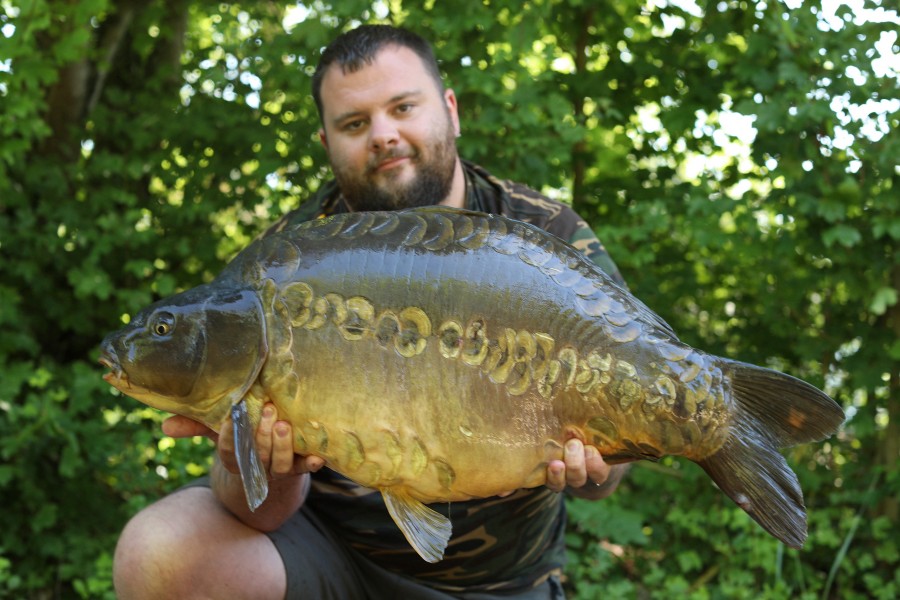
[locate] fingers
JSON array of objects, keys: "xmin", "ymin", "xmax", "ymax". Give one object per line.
[
  {"xmin": 269, "ymin": 421, "xmax": 296, "ymax": 477},
  {"xmin": 545, "ymin": 440, "xmax": 588, "ymax": 492},
  {"xmin": 162, "ymin": 415, "xmax": 217, "ymax": 440},
  {"xmin": 254, "ymin": 405, "xmax": 278, "ymax": 467},
  {"xmin": 584, "ymin": 445, "xmax": 612, "ymax": 486},
  {"xmin": 564, "ymin": 439, "xmax": 588, "ymax": 488},
  {"xmin": 545, "ymin": 439, "xmax": 611, "ymax": 493},
  {"xmin": 300, "ymin": 455, "xmax": 326, "ymax": 474},
  {"xmin": 254, "ymin": 404, "xmax": 308, "ymax": 479},
  {"xmin": 216, "ymin": 403, "xmax": 323, "ymax": 480},
  {"xmin": 545, "ymin": 459, "xmax": 567, "ymax": 492},
  {"xmin": 216, "ymin": 414, "xmax": 239, "ymax": 473}
]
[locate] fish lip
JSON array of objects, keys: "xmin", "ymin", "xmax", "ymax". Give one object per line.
[{"xmin": 98, "ymin": 352, "xmax": 129, "ymax": 388}]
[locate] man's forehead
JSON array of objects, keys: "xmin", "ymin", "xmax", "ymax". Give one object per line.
[
  {"xmin": 336, "ymin": 43, "xmax": 418, "ymax": 73},
  {"xmin": 321, "ymin": 45, "xmax": 440, "ymax": 93}
]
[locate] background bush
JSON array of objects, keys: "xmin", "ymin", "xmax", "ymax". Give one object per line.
[{"xmin": 1, "ymin": 1, "xmax": 897, "ymax": 597}]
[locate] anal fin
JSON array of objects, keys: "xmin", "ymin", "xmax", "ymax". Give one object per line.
[
  {"xmin": 382, "ymin": 488, "xmax": 452, "ymax": 563},
  {"xmin": 233, "ymin": 402, "xmax": 269, "ymax": 511}
]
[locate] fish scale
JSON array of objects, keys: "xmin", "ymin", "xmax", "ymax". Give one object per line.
[{"xmin": 100, "ymin": 206, "xmax": 845, "ymax": 563}]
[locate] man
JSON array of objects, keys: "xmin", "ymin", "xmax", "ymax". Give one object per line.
[{"xmin": 113, "ymin": 25, "xmax": 629, "ymax": 599}]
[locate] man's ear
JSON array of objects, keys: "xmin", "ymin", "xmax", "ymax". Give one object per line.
[
  {"xmin": 318, "ymin": 128, "xmax": 328, "ymax": 150},
  {"xmin": 444, "ymin": 88, "xmax": 461, "ymax": 137}
]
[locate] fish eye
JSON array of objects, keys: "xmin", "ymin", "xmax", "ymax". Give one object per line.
[{"xmin": 150, "ymin": 312, "xmax": 176, "ymax": 337}]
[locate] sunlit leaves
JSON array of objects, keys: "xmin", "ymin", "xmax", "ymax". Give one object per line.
[{"xmin": 1, "ymin": 0, "xmax": 898, "ymax": 597}]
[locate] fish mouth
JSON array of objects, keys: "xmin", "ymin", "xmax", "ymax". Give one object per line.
[
  {"xmin": 99, "ymin": 351, "xmax": 131, "ymax": 390},
  {"xmin": 98, "ymin": 348, "xmax": 178, "ymax": 412}
]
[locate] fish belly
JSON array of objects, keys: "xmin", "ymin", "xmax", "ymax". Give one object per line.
[{"xmin": 285, "ymin": 330, "xmax": 560, "ymax": 500}]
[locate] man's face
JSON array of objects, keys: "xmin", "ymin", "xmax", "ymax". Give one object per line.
[{"xmin": 318, "ymin": 45, "xmax": 461, "ymax": 211}]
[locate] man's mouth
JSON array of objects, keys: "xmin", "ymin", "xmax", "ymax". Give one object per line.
[
  {"xmin": 376, "ymin": 157, "xmax": 407, "ymax": 171},
  {"xmin": 371, "ymin": 152, "xmax": 414, "ymax": 174}
]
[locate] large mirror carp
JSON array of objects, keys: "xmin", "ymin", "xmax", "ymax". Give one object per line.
[{"xmin": 100, "ymin": 207, "xmax": 844, "ymax": 562}]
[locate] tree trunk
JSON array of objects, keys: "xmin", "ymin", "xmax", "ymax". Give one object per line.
[{"xmin": 570, "ymin": 7, "xmax": 595, "ymax": 213}]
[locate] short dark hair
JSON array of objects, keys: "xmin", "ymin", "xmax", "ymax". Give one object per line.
[{"xmin": 311, "ymin": 25, "xmax": 444, "ymax": 121}]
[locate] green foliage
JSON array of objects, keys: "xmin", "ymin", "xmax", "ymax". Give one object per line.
[{"xmin": 1, "ymin": 0, "xmax": 897, "ymax": 597}]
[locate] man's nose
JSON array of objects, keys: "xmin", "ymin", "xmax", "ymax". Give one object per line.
[{"xmin": 368, "ymin": 116, "xmax": 399, "ymax": 151}]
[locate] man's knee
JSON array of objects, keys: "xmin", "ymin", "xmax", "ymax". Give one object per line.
[
  {"xmin": 113, "ymin": 486, "xmax": 287, "ymax": 600},
  {"xmin": 113, "ymin": 488, "xmax": 210, "ymax": 598}
]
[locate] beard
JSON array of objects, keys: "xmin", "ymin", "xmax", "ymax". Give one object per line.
[{"xmin": 333, "ymin": 121, "xmax": 459, "ymax": 212}]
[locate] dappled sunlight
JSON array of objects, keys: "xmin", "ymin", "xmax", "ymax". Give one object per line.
[{"xmin": 1, "ymin": 0, "xmax": 897, "ymax": 597}]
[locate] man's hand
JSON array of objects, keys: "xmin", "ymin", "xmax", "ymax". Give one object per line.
[
  {"xmin": 496, "ymin": 439, "xmax": 628, "ymax": 500},
  {"xmin": 161, "ymin": 406, "xmax": 324, "ymax": 479},
  {"xmin": 216, "ymin": 403, "xmax": 325, "ymax": 479},
  {"xmin": 162, "ymin": 415, "xmax": 219, "ymax": 440},
  {"xmin": 545, "ymin": 438, "xmax": 608, "ymax": 492},
  {"xmin": 547, "ymin": 439, "xmax": 630, "ymax": 500},
  {"xmin": 161, "ymin": 405, "xmax": 324, "ymax": 531}
]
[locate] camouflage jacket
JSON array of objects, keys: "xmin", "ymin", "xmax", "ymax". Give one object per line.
[{"xmin": 266, "ymin": 160, "xmax": 624, "ymax": 593}]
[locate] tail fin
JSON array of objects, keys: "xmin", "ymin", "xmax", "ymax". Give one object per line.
[{"xmin": 697, "ymin": 361, "xmax": 844, "ymax": 548}]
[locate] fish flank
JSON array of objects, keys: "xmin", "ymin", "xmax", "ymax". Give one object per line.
[{"xmin": 271, "ymin": 281, "xmax": 685, "ymax": 417}]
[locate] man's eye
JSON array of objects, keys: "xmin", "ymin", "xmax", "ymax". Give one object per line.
[
  {"xmin": 343, "ymin": 120, "xmax": 365, "ymax": 132},
  {"xmin": 396, "ymin": 103, "xmax": 414, "ymax": 114}
]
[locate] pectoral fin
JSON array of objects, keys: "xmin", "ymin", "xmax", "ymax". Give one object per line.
[
  {"xmin": 232, "ymin": 402, "xmax": 268, "ymax": 511},
  {"xmin": 382, "ymin": 488, "xmax": 452, "ymax": 563}
]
